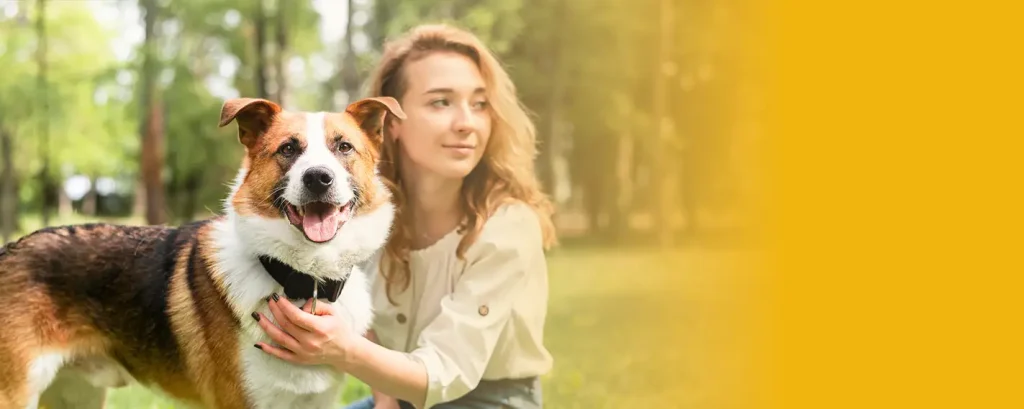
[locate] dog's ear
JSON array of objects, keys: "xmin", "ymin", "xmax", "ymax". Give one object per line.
[
  {"xmin": 219, "ymin": 98, "xmax": 282, "ymax": 149},
  {"xmin": 344, "ymin": 97, "xmax": 407, "ymax": 148}
]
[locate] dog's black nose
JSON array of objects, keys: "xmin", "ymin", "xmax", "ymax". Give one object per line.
[{"xmin": 302, "ymin": 167, "xmax": 334, "ymax": 195}]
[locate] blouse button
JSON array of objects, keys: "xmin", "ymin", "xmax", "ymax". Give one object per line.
[
  {"xmin": 478, "ymin": 305, "xmax": 489, "ymax": 316},
  {"xmin": 397, "ymin": 313, "xmax": 407, "ymax": 324}
]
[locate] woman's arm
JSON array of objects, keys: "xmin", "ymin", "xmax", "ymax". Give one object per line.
[
  {"xmin": 364, "ymin": 330, "xmax": 405, "ymax": 409},
  {"xmin": 342, "ymin": 336, "xmax": 428, "ymax": 408}
]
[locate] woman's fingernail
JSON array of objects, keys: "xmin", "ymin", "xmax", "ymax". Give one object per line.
[
  {"xmin": 251, "ymin": 312, "xmax": 260, "ymax": 322},
  {"xmin": 272, "ymin": 293, "xmax": 280, "ymax": 302},
  {"xmin": 254, "ymin": 344, "xmax": 263, "ymax": 350}
]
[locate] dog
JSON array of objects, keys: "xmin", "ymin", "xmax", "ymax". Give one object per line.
[{"xmin": 0, "ymin": 96, "xmax": 405, "ymax": 408}]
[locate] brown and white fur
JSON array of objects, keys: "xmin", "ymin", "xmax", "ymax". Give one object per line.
[{"xmin": 0, "ymin": 96, "xmax": 405, "ymax": 409}]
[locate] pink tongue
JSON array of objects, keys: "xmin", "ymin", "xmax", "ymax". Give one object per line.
[{"xmin": 302, "ymin": 207, "xmax": 340, "ymax": 242}]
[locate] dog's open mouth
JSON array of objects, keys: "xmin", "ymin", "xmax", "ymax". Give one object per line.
[{"xmin": 283, "ymin": 201, "xmax": 354, "ymax": 243}]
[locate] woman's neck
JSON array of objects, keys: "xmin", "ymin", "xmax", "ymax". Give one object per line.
[{"xmin": 402, "ymin": 172, "xmax": 464, "ymax": 250}]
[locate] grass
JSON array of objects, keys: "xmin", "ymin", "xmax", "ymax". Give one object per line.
[
  {"xmin": 538, "ymin": 246, "xmax": 755, "ymax": 409},
  {"xmin": 13, "ymin": 214, "xmax": 755, "ymax": 408}
]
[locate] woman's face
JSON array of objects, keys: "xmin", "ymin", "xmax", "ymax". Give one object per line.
[{"xmin": 388, "ymin": 51, "xmax": 493, "ymax": 181}]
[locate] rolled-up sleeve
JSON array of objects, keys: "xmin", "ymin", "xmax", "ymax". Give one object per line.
[{"xmin": 407, "ymin": 206, "xmax": 542, "ymax": 408}]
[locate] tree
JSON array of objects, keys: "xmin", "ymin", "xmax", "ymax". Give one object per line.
[
  {"xmin": 254, "ymin": 0, "xmax": 270, "ymax": 99},
  {"xmin": 274, "ymin": 0, "xmax": 289, "ymax": 105},
  {"xmin": 652, "ymin": 0, "xmax": 677, "ymax": 247},
  {"xmin": 139, "ymin": 0, "xmax": 166, "ymax": 225},
  {"xmin": 0, "ymin": 127, "xmax": 15, "ymax": 242},
  {"xmin": 36, "ymin": 0, "xmax": 52, "ymax": 226},
  {"xmin": 339, "ymin": 0, "xmax": 361, "ymax": 103}
]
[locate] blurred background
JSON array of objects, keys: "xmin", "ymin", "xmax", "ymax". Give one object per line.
[{"xmin": 1, "ymin": 0, "xmax": 763, "ymax": 407}]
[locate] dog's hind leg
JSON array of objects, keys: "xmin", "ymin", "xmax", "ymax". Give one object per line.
[{"xmin": 39, "ymin": 368, "xmax": 108, "ymax": 409}]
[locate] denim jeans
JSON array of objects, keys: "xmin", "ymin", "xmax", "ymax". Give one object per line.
[{"xmin": 343, "ymin": 377, "xmax": 542, "ymax": 409}]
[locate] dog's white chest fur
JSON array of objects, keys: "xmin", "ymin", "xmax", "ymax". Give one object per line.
[
  {"xmin": 236, "ymin": 271, "xmax": 372, "ymax": 409},
  {"xmin": 237, "ymin": 273, "xmax": 372, "ymax": 409},
  {"xmin": 210, "ymin": 213, "xmax": 382, "ymax": 408}
]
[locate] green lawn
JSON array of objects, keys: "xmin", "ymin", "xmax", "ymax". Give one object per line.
[{"xmin": 14, "ymin": 213, "xmax": 751, "ymax": 409}]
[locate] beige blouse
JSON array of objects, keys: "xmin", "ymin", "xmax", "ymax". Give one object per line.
[{"xmin": 364, "ymin": 202, "xmax": 553, "ymax": 408}]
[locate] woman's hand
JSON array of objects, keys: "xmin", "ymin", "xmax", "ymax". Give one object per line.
[
  {"xmin": 253, "ymin": 293, "xmax": 356, "ymax": 369},
  {"xmin": 254, "ymin": 295, "xmax": 428, "ymax": 406}
]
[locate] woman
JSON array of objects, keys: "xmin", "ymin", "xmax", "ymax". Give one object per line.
[{"xmin": 253, "ymin": 24, "xmax": 558, "ymax": 409}]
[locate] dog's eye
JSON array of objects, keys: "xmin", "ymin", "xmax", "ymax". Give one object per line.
[
  {"xmin": 278, "ymin": 143, "xmax": 296, "ymax": 157},
  {"xmin": 337, "ymin": 141, "xmax": 354, "ymax": 154}
]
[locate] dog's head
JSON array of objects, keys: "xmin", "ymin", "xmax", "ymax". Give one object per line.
[{"xmin": 219, "ymin": 97, "xmax": 404, "ymax": 271}]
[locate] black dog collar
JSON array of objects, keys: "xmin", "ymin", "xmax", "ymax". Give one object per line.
[{"xmin": 258, "ymin": 255, "xmax": 347, "ymax": 302}]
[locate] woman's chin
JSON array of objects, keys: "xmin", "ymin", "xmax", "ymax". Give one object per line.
[{"xmin": 434, "ymin": 162, "xmax": 481, "ymax": 180}]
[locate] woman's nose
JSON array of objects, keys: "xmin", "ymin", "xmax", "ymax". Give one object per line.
[{"xmin": 452, "ymin": 104, "xmax": 477, "ymax": 134}]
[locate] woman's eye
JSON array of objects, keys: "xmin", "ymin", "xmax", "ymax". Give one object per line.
[
  {"xmin": 430, "ymin": 99, "xmax": 450, "ymax": 108},
  {"xmin": 338, "ymin": 141, "xmax": 354, "ymax": 154},
  {"xmin": 278, "ymin": 143, "xmax": 296, "ymax": 157},
  {"xmin": 473, "ymin": 100, "xmax": 489, "ymax": 110}
]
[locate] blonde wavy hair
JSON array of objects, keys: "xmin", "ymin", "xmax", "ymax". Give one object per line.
[{"xmin": 366, "ymin": 24, "xmax": 557, "ymax": 305}]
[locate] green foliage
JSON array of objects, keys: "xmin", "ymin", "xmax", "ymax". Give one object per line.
[
  {"xmin": 371, "ymin": 0, "xmax": 524, "ymax": 55},
  {"xmin": 147, "ymin": 0, "xmax": 326, "ymax": 220},
  {"xmin": 1, "ymin": 0, "xmax": 748, "ymax": 238},
  {"xmin": 0, "ymin": 1, "xmax": 135, "ymax": 208}
]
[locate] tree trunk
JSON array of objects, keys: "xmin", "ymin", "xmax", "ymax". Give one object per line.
[
  {"xmin": 369, "ymin": 0, "xmax": 392, "ymax": 51},
  {"xmin": 139, "ymin": 0, "xmax": 166, "ymax": 226},
  {"xmin": 274, "ymin": 0, "xmax": 288, "ymax": 106},
  {"xmin": 340, "ymin": 0, "xmax": 361, "ymax": 102},
  {"xmin": 609, "ymin": 129, "xmax": 634, "ymax": 242},
  {"xmin": 651, "ymin": 0, "xmax": 676, "ymax": 247},
  {"xmin": 0, "ymin": 128, "xmax": 16, "ymax": 242},
  {"xmin": 584, "ymin": 175, "xmax": 605, "ymax": 238},
  {"xmin": 142, "ymin": 97, "xmax": 166, "ymax": 225},
  {"xmin": 82, "ymin": 176, "xmax": 97, "ymax": 217},
  {"xmin": 255, "ymin": 0, "xmax": 269, "ymax": 99},
  {"xmin": 133, "ymin": 182, "xmax": 145, "ymax": 219},
  {"xmin": 57, "ymin": 183, "xmax": 72, "ymax": 219},
  {"xmin": 182, "ymin": 173, "xmax": 200, "ymax": 223},
  {"xmin": 539, "ymin": 0, "xmax": 566, "ymax": 200},
  {"xmin": 36, "ymin": 0, "xmax": 51, "ymax": 227}
]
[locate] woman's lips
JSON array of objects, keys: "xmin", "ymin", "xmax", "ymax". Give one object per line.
[{"xmin": 443, "ymin": 143, "xmax": 476, "ymax": 155}]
